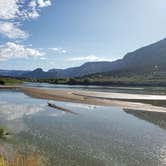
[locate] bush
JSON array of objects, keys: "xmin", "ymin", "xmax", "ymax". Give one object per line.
[
  {"xmin": 0, "ymin": 80, "xmax": 5, "ymax": 85},
  {"xmin": 0, "ymin": 128, "xmax": 5, "ymax": 138}
]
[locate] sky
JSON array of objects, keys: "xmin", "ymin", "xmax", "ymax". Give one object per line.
[{"xmin": 0, "ymin": 0, "xmax": 166, "ymax": 71}]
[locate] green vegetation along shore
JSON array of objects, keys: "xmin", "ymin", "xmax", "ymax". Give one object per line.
[
  {"xmin": 35, "ymin": 71, "xmax": 166, "ymax": 87},
  {"xmin": 0, "ymin": 127, "xmax": 10, "ymax": 139},
  {"xmin": 0, "ymin": 77, "xmax": 23, "ymax": 85},
  {"xmin": 1, "ymin": 70, "xmax": 166, "ymax": 87},
  {"xmin": 0, "ymin": 128, "xmax": 5, "ymax": 138}
]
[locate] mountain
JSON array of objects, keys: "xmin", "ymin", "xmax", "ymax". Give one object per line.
[
  {"xmin": 21, "ymin": 62, "xmax": 115, "ymax": 79},
  {"xmin": 22, "ymin": 68, "xmax": 63, "ymax": 79},
  {"xmin": 0, "ymin": 70, "xmax": 30, "ymax": 77},
  {"xmin": 1, "ymin": 38, "xmax": 166, "ymax": 79},
  {"xmin": 120, "ymin": 38, "xmax": 166, "ymax": 72}
]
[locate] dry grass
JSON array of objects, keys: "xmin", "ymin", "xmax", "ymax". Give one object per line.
[{"xmin": 0, "ymin": 153, "xmax": 40, "ymax": 166}]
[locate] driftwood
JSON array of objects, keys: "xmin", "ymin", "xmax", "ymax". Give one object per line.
[{"xmin": 48, "ymin": 102, "xmax": 78, "ymax": 115}]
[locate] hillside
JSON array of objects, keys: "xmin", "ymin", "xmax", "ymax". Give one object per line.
[{"xmin": 0, "ymin": 38, "xmax": 166, "ymax": 79}]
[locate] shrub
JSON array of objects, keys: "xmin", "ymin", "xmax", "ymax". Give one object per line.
[
  {"xmin": 0, "ymin": 80, "xmax": 5, "ymax": 85},
  {"xmin": 0, "ymin": 128, "xmax": 5, "ymax": 138}
]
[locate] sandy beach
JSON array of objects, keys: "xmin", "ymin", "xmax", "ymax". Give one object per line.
[
  {"xmin": 1, "ymin": 85, "xmax": 166, "ymax": 113},
  {"xmin": 74, "ymin": 91, "xmax": 166, "ymax": 100},
  {"xmin": 19, "ymin": 86, "xmax": 166, "ymax": 113}
]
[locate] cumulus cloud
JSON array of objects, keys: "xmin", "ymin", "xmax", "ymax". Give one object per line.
[
  {"xmin": 26, "ymin": 0, "xmax": 51, "ymax": 19},
  {"xmin": 0, "ymin": 0, "xmax": 52, "ymax": 20},
  {"xmin": 0, "ymin": 0, "xmax": 52, "ymax": 39},
  {"xmin": 38, "ymin": 0, "xmax": 51, "ymax": 8},
  {"xmin": 0, "ymin": 0, "xmax": 19, "ymax": 20},
  {"xmin": 27, "ymin": 0, "xmax": 40, "ymax": 19},
  {"xmin": 0, "ymin": 21, "xmax": 28, "ymax": 39},
  {"xmin": 27, "ymin": 9, "xmax": 40, "ymax": 19},
  {"xmin": 0, "ymin": 42, "xmax": 45, "ymax": 60},
  {"xmin": 68, "ymin": 55, "xmax": 113, "ymax": 62},
  {"xmin": 49, "ymin": 47, "xmax": 67, "ymax": 54},
  {"xmin": 0, "ymin": 1, "xmax": 52, "ymax": 60}
]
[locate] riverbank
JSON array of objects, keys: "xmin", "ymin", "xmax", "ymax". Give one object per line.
[
  {"xmin": 21, "ymin": 87, "xmax": 166, "ymax": 113},
  {"xmin": 0, "ymin": 85, "xmax": 21, "ymax": 90},
  {"xmin": 1, "ymin": 85, "xmax": 166, "ymax": 113}
]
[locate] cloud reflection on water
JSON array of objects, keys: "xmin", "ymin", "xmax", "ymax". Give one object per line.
[{"xmin": 0, "ymin": 102, "xmax": 45, "ymax": 120}]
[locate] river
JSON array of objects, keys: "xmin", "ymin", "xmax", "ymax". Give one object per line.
[{"xmin": 0, "ymin": 85, "xmax": 166, "ymax": 165}]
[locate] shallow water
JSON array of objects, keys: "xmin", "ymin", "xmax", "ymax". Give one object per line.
[
  {"xmin": 24, "ymin": 82, "xmax": 166, "ymax": 95},
  {"xmin": 0, "ymin": 90, "xmax": 166, "ymax": 165}
]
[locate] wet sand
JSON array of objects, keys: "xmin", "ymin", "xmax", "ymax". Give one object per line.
[
  {"xmin": 20, "ymin": 87, "xmax": 166, "ymax": 113},
  {"xmin": 0, "ymin": 85, "xmax": 21, "ymax": 90},
  {"xmin": 1, "ymin": 85, "xmax": 166, "ymax": 113}
]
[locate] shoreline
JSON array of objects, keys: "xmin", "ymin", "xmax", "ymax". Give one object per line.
[
  {"xmin": 1, "ymin": 85, "xmax": 166, "ymax": 113},
  {"xmin": 0, "ymin": 85, "xmax": 21, "ymax": 89}
]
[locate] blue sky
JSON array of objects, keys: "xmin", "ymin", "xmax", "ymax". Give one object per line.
[{"xmin": 0, "ymin": 0, "xmax": 166, "ymax": 70}]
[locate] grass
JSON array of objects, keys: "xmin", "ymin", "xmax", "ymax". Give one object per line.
[
  {"xmin": 0, "ymin": 153, "xmax": 40, "ymax": 166},
  {"xmin": 0, "ymin": 77, "xmax": 22, "ymax": 86},
  {"xmin": 0, "ymin": 127, "xmax": 40, "ymax": 166}
]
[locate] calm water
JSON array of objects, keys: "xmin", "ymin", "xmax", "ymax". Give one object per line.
[
  {"xmin": 24, "ymin": 82, "xmax": 166, "ymax": 95},
  {"xmin": 0, "ymin": 90, "xmax": 166, "ymax": 165}
]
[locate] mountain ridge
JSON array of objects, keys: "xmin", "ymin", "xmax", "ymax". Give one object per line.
[{"xmin": 1, "ymin": 38, "xmax": 166, "ymax": 79}]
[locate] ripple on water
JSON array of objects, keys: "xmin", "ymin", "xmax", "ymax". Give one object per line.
[{"xmin": 0, "ymin": 90, "xmax": 166, "ymax": 166}]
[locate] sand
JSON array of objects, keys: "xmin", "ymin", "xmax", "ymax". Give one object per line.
[
  {"xmin": 20, "ymin": 87, "xmax": 166, "ymax": 113},
  {"xmin": 1, "ymin": 85, "xmax": 166, "ymax": 113},
  {"xmin": 74, "ymin": 91, "xmax": 166, "ymax": 100}
]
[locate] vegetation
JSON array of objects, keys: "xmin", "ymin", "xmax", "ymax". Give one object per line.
[
  {"xmin": 0, "ymin": 128, "xmax": 5, "ymax": 139},
  {"xmin": 0, "ymin": 77, "xmax": 22, "ymax": 85},
  {"xmin": 0, "ymin": 127, "xmax": 10, "ymax": 139},
  {"xmin": 0, "ymin": 127, "xmax": 40, "ymax": 166},
  {"xmin": 0, "ymin": 153, "xmax": 40, "ymax": 166},
  {"xmin": 36, "ymin": 77, "xmax": 92, "ymax": 85},
  {"xmin": 36, "ymin": 71, "xmax": 166, "ymax": 87},
  {"xmin": 1, "ymin": 70, "xmax": 166, "ymax": 87}
]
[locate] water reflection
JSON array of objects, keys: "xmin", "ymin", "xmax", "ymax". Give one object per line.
[
  {"xmin": 0, "ymin": 90, "xmax": 166, "ymax": 165},
  {"xmin": 24, "ymin": 82, "xmax": 166, "ymax": 95},
  {"xmin": 0, "ymin": 102, "xmax": 44, "ymax": 120},
  {"xmin": 124, "ymin": 109, "xmax": 166, "ymax": 130}
]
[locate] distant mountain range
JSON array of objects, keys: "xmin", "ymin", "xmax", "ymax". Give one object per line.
[{"xmin": 1, "ymin": 38, "xmax": 166, "ymax": 79}]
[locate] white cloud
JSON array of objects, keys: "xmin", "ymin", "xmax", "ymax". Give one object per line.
[
  {"xmin": 29, "ymin": 0, "xmax": 37, "ymax": 8},
  {"xmin": 0, "ymin": 42, "xmax": 45, "ymax": 60},
  {"xmin": 40, "ymin": 57, "xmax": 47, "ymax": 60},
  {"xmin": 26, "ymin": 0, "xmax": 52, "ymax": 19},
  {"xmin": 27, "ymin": 9, "xmax": 40, "ymax": 19},
  {"xmin": 0, "ymin": 0, "xmax": 19, "ymax": 20},
  {"xmin": 27, "ymin": 0, "xmax": 40, "ymax": 19},
  {"xmin": 37, "ymin": 0, "xmax": 51, "ymax": 8},
  {"xmin": 49, "ymin": 47, "xmax": 59, "ymax": 51},
  {"xmin": 0, "ymin": 0, "xmax": 52, "ymax": 39},
  {"xmin": 61, "ymin": 50, "xmax": 67, "ymax": 54},
  {"xmin": 0, "ymin": 0, "xmax": 52, "ymax": 20},
  {"xmin": 49, "ymin": 47, "xmax": 67, "ymax": 54},
  {"xmin": 0, "ymin": 21, "xmax": 28, "ymax": 39},
  {"xmin": 68, "ymin": 55, "xmax": 113, "ymax": 62}
]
